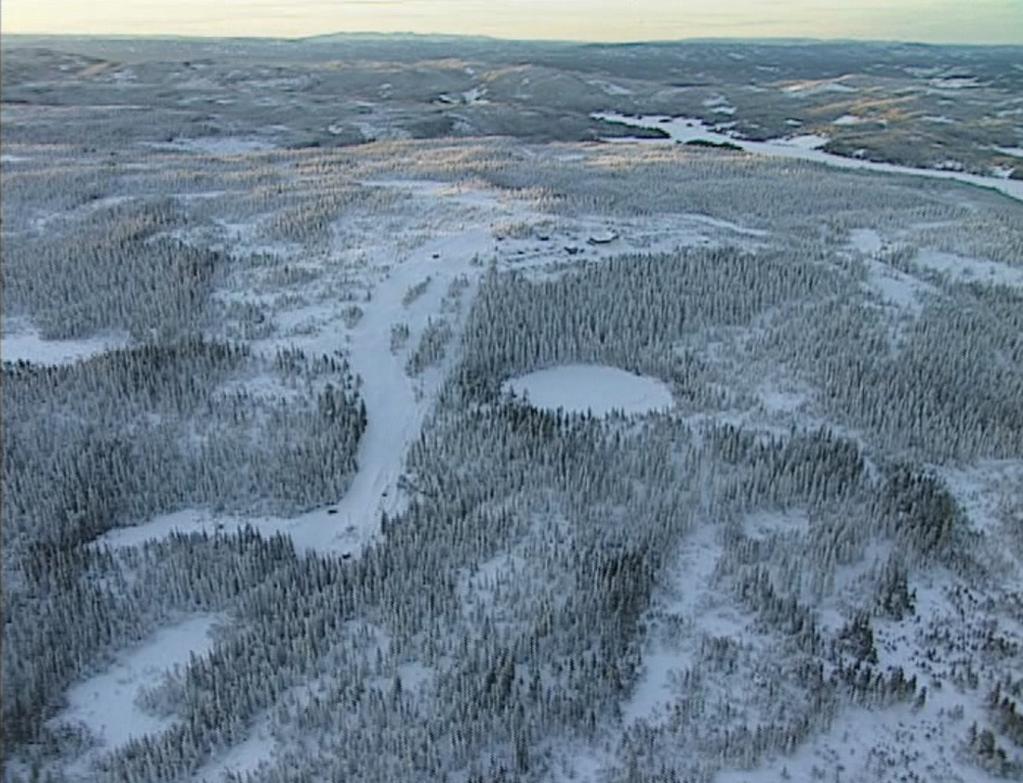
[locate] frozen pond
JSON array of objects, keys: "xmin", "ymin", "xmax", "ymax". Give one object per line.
[
  {"xmin": 504, "ymin": 364, "xmax": 673, "ymax": 416},
  {"xmin": 595, "ymin": 112, "xmax": 1023, "ymax": 203}
]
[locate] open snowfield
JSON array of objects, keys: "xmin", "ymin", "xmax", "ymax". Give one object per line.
[
  {"xmin": 504, "ymin": 364, "xmax": 673, "ymax": 416},
  {"xmin": 53, "ymin": 616, "xmax": 219, "ymax": 756},
  {"xmin": 914, "ymin": 248, "xmax": 1023, "ymax": 289},
  {"xmin": 1, "ymin": 321, "xmax": 129, "ymax": 365},
  {"xmin": 622, "ymin": 522, "xmax": 724, "ymax": 726},
  {"xmin": 848, "ymin": 228, "xmax": 883, "ymax": 255}
]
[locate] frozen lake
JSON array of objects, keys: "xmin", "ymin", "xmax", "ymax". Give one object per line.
[
  {"xmin": 504, "ymin": 364, "xmax": 673, "ymax": 416},
  {"xmin": 595, "ymin": 112, "xmax": 1023, "ymax": 203}
]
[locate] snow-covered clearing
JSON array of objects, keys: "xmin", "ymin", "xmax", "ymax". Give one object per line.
[
  {"xmin": 462, "ymin": 86, "xmax": 489, "ymax": 104},
  {"xmin": 625, "ymin": 522, "xmax": 746, "ymax": 726},
  {"xmin": 713, "ymin": 559, "xmax": 1008, "ymax": 783},
  {"xmin": 195, "ymin": 730, "xmax": 273, "ymax": 783},
  {"xmin": 757, "ymin": 384, "xmax": 810, "ymax": 415},
  {"xmin": 863, "ymin": 258, "xmax": 933, "ymax": 313},
  {"xmin": 554, "ymin": 522, "xmax": 735, "ymax": 783},
  {"xmin": 95, "ymin": 508, "xmax": 296, "ymax": 548},
  {"xmin": 588, "ymin": 78, "xmax": 633, "ymax": 96},
  {"xmin": 779, "ymin": 133, "xmax": 830, "ymax": 150},
  {"xmin": 848, "ymin": 227, "xmax": 882, "ymax": 255},
  {"xmin": 703, "ymin": 95, "xmax": 737, "ymax": 114},
  {"xmin": 914, "ymin": 248, "xmax": 1023, "ymax": 289},
  {"xmin": 833, "ymin": 114, "xmax": 867, "ymax": 126},
  {"xmin": 504, "ymin": 364, "xmax": 673, "ymax": 417},
  {"xmin": 193, "ymin": 678, "xmax": 327, "ymax": 783},
  {"xmin": 53, "ymin": 615, "xmax": 219, "ymax": 761},
  {"xmin": 683, "ymin": 212, "xmax": 768, "ymax": 237},
  {"xmin": 595, "ymin": 112, "xmax": 1023, "ymax": 202},
  {"xmin": 459, "ymin": 552, "xmax": 526, "ymax": 605},
  {"xmin": 935, "ymin": 460, "xmax": 1023, "ymax": 537},
  {"xmin": 782, "ymin": 79, "xmax": 858, "ymax": 95},
  {"xmin": 929, "ymin": 76, "xmax": 984, "ymax": 90},
  {"xmin": 1, "ymin": 321, "xmax": 129, "ymax": 366},
  {"xmin": 714, "ymin": 698, "xmax": 996, "ymax": 783}
]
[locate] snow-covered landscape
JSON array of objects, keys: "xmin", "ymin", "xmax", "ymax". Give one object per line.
[
  {"xmin": 595, "ymin": 111, "xmax": 1023, "ymax": 202},
  {"xmin": 2, "ymin": 29, "xmax": 1023, "ymax": 783}
]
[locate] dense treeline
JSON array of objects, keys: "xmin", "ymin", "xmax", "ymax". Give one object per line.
[
  {"xmin": 3, "ymin": 200, "xmax": 220, "ymax": 340},
  {"xmin": 760, "ymin": 287, "xmax": 1023, "ymax": 460},
  {"xmin": 2, "ymin": 341, "xmax": 365, "ymax": 766},
  {"xmin": 11, "ymin": 226, "xmax": 1021, "ymax": 781},
  {"xmin": 3, "ymin": 121, "xmax": 1022, "ymax": 783},
  {"xmin": 456, "ymin": 247, "xmax": 842, "ymax": 404},
  {"xmin": 3, "ymin": 529, "xmax": 298, "ymax": 757},
  {"xmin": 3, "ymin": 341, "xmax": 365, "ymax": 550}
]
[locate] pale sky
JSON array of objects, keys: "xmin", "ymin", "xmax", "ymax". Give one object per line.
[{"xmin": 2, "ymin": 0, "xmax": 1021, "ymax": 44}]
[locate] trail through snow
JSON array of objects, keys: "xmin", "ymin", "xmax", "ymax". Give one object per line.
[
  {"xmin": 296, "ymin": 222, "xmax": 491, "ymax": 553},
  {"xmin": 99, "ymin": 181, "xmax": 516, "ymax": 557}
]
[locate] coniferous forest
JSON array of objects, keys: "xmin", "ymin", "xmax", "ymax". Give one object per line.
[{"xmin": 2, "ymin": 36, "xmax": 1023, "ymax": 783}]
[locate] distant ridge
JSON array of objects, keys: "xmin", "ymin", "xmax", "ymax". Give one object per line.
[{"xmin": 2, "ymin": 31, "xmax": 1020, "ymax": 49}]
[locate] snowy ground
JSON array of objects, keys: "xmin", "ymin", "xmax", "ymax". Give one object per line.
[
  {"xmin": 192, "ymin": 678, "xmax": 327, "ymax": 783},
  {"xmin": 52, "ymin": 615, "xmax": 220, "ymax": 772},
  {"xmin": 848, "ymin": 228, "xmax": 883, "ymax": 255},
  {"xmin": 914, "ymin": 248, "xmax": 1023, "ymax": 289},
  {"xmin": 834, "ymin": 114, "xmax": 868, "ymax": 126},
  {"xmin": 863, "ymin": 258, "xmax": 933, "ymax": 313},
  {"xmin": 935, "ymin": 460, "xmax": 1023, "ymax": 538},
  {"xmin": 79, "ymin": 177, "xmax": 764, "ymax": 782},
  {"xmin": 289, "ymin": 211, "xmax": 491, "ymax": 554},
  {"xmin": 94, "ymin": 508, "xmax": 295, "ymax": 548},
  {"xmin": 844, "ymin": 229, "xmax": 934, "ymax": 314},
  {"xmin": 504, "ymin": 364, "xmax": 674, "ymax": 417},
  {"xmin": 713, "ymin": 576, "xmax": 1010, "ymax": 783},
  {"xmin": 5, "ymin": 39, "xmax": 1023, "ymax": 783},
  {"xmin": 622, "ymin": 522, "xmax": 726, "ymax": 727},
  {"xmin": 1, "ymin": 320, "xmax": 129, "ymax": 366}
]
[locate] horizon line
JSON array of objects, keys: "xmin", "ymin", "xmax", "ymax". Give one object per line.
[{"xmin": 2, "ymin": 30, "xmax": 1021, "ymax": 48}]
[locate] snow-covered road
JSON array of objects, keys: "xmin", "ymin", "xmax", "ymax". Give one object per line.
[{"xmin": 296, "ymin": 220, "xmax": 492, "ymax": 554}]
